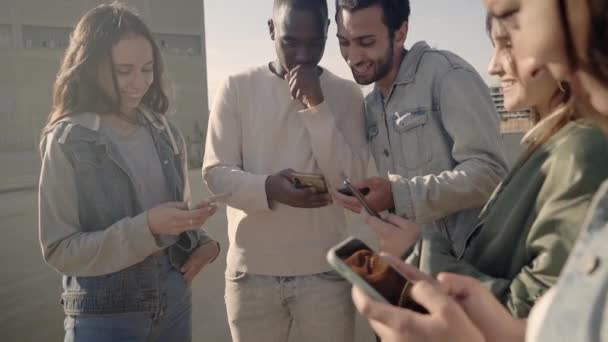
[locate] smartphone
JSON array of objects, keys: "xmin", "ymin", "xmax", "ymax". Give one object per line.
[
  {"xmin": 342, "ymin": 177, "xmax": 380, "ymax": 218},
  {"xmin": 327, "ymin": 237, "xmax": 427, "ymax": 313},
  {"xmin": 189, "ymin": 192, "xmax": 231, "ymax": 210},
  {"xmin": 336, "ymin": 186, "xmax": 370, "ymax": 197},
  {"xmin": 291, "ymin": 172, "xmax": 328, "ymax": 193}
]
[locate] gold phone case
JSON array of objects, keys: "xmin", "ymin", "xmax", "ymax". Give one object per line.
[{"xmin": 291, "ymin": 172, "xmax": 328, "ymax": 193}]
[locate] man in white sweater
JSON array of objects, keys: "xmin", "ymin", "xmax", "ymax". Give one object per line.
[{"xmin": 202, "ymin": 0, "xmax": 369, "ymax": 341}]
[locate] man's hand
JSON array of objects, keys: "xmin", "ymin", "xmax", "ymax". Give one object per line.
[
  {"xmin": 332, "ymin": 177, "xmax": 394, "ymax": 214},
  {"xmin": 286, "ymin": 65, "xmax": 324, "ymax": 108},
  {"xmin": 266, "ymin": 169, "xmax": 332, "ymax": 208},
  {"xmin": 181, "ymin": 241, "xmax": 220, "ymax": 286}
]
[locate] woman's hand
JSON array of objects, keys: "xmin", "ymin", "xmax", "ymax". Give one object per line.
[
  {"xmin": 364, "ymin": 213, "xmax": 421, "ymax": 258},
  {"xmin": 353, "ymin": 254, "xmax": 526, "ymax": 342},
  {"xmin": 352, "ymin": 279, "xmax": 486, "ymax": 342},
  {"xmin": 147, "ymin": 201, "xmax": 217, "ymax": 236},
  {"xmin": 181, "ymin": 241, "xmax": 220, "ymax": 286},
  {"xmin": 436, "ymin": 273, "xmax": 526, "ymax": 342}
]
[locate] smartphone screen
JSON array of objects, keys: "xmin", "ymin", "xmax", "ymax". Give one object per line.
[
  {"xmin": 330, "ymin": 238, "xmax": 427, "ymax": 313},
  {"xmin": 343, "ymin": 178, "xmax": 381, "ymax": 218}
]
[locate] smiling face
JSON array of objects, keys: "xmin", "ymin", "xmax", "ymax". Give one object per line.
[
  {"xmin": 97, "ymin": 34, "xmax": 155, "ymax": 115},
  {"xmin": 336, "ymin": 5, "xmax": 407, "ymax": 88},
  {"xmin": 487, "ymin": 17, "xmax": 558, "ymax": 113},
  {"xmin": 484, "ymin": 0, "xmax": 608, "ymax": 114},
  {"xmin": 336, "ymin": 5, "xmax": 394, "ymax": 85}
]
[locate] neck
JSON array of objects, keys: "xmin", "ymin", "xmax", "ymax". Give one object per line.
[
  {"xmin": 377, "ymin": 49, "xmax": 405, "ymax": 98},
  {"xmin": 535, "ymin": 88, "xmax": 567, "ymax": 120},
  {"xmin": 112, "ymin": 108, "xmax": 140, "ymax": 126}
]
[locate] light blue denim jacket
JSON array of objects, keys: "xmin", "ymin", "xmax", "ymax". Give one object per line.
[
  {"xmin": 38, "ymin": 109, "xmax": 214, "ymax": 315},
  {"xmin": 365, "ymin": 41, "xmax": 508, "ymax": 261},
  {"xmin": 535, "ymin": 180, "xmax": 608, "ymax": 341}
]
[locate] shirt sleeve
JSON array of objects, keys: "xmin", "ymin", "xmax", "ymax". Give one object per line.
[
  {"xmin": 202, "ymin": 76, "xmax": 272, "ymax": 213},
  {"xmin": 38, "ymin": 130, "xmax": 164, "ymax": 277}
]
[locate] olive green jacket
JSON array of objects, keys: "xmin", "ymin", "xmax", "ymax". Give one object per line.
[{"xmin": 408, "ymin": 120, "xmax": 608, "ymax": 318}]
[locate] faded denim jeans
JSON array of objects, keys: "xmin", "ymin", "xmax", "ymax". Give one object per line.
[
  {"xmin": 225, "ymin": 268, "xmax": 355, "ymax": 342},
  {"xmin": 63, "ymin": 255, "xmax": 191, "ymax": 342}
]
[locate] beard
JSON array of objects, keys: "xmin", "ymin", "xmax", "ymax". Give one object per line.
[{"xmin": 351, "ymin": 40, "xmax": 395, "ymax": 85}]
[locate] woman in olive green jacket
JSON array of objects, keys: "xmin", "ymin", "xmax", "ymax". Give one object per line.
[{"xmin": 366, "ymin": 16, "xmax": 608, "ymax": 319}]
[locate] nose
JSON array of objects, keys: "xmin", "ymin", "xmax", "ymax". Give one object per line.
[
  {"xmin": 487, "ymin": 49, "xmax": 503, "ymax": 77},
  {"xmin": 344, "ymin": 45, "xmax": 364, "ymax": 67},
  {"xmin": 128, "ymin": 70, "xmax": 149, "ymax": 92},
  {"xmin": 294, "ymin": 47, "xmax": 313, "ymax": 65}
]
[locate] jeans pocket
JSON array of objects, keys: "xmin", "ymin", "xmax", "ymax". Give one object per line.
[{"xmin": 225, "ymin": 267, "xmax": 248, "ymax": 282}]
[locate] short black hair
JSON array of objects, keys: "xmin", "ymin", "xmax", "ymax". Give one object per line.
[
  {"xmin": 336, "ymin": 0, "xmax": 410, "ymax": 36},
  {"xmin": 273, "ymin": 0, "xmax": 329, "ymax": 20}
]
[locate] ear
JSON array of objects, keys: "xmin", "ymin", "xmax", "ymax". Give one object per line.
[
  {"xmin": 268, "ymin": 19, "xmax": 275, "ymax": 40},
  {"xmin": 394, "ymin": 21, "xmax": 409, "ymax": 47}
]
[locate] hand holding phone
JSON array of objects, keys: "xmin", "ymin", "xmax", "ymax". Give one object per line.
[
  {"xmin": 336, "ymin": 186, "xmax": 370, "ymax": 197},
  {"xmin": 291, "ymin": 172, "xmax": 328, "ymax": 193},
  {"xmin": 148, "ymin": 201, "xmax": 217, "ymax": 236},
  {"xmin": 189, "ymin": 192, "xmax": 231, "ymax": 210},
  {"xmin": 343, "ymin": 178, "xmax": 381, "ymax": 219},
  {"xmin": 327, "ymin": 237, "xmax": 427, "ymax": 313},
  {"xmin": 266, "ymin": 169, "xmax": 331, "ymax": 208}
]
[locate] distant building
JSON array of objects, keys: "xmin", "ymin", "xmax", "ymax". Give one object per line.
[
  {"xmin": 489, "ymin": 86, "xmax": 534, "ymax": 165},
  {"xmin": 489, "ymin": 86, "xmax": 531, "ymax": 119},
  {"xmin": 0, "ymin": 0, "xmax": 208, "ymax": 166}
]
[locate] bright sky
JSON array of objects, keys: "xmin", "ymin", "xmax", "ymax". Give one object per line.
[{"xmin": 204, "ymin": 0, "xmax": 496, "ymax": 102}]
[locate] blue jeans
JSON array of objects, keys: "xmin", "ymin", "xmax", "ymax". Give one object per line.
[
  {"xmin": 63, "ymin": 255, "xmax": 191, "ymax": 342},
  {"xmin": 225, "ymin": 269, "xmax": 355, "ymax": 342}
]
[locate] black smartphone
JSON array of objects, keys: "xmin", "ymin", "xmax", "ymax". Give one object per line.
[
  {"xmin": 327, "ymin": 237, "xmax": 427, "ymax": 313},
  {"xmin": 337, "ymin": 186, "xmax": 370, "ymax": 197},
  {"xmin": 343, "ymin": 178, "xmax": 381, "ymax": 219}
]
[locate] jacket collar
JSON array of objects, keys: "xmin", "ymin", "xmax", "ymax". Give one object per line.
[
  {"xmin": 51, "ymin": 107, "xmax": 180, "ymax": 155},
  {"xmin": 369, "ymin": 41, "xmax": 431, "ymax": 105}
]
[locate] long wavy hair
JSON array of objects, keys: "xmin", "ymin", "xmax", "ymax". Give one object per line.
[
  {"xmin": 558, "ymin": 0, "xmax": 608, "ymax": 132},
  {"xmin": 45, "ymin": 2, "xmax": 168, "ymax": 128}
]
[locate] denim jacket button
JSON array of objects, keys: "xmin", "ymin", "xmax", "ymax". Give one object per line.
[
  {"xmin": 163, "ymin": 160, "xmax": 169, "ymax": 165},
  {"xmin": 578, "ymin": 254, "xmax": 600, "ymax": 275}
]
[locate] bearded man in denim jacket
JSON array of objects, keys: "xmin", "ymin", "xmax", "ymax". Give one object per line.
[{"xmin": 333, "ymin": 0, "xmax": 508, "ymax": 271}]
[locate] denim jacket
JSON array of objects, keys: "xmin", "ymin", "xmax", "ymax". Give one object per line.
[
  {"xmin": 534, "ymin": 180, "xmax": 608, "ymax": 341},
  {"xmin": 366, "ymin": 41, "xmax": 508, "ymax": 260},
  {"xmin": 38, "ymin": 109, "xmax": 214, "ymax": 315}
]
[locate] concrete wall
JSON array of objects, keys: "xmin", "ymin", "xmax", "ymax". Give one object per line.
[{"xmin": 0, "ymin": 0, "xmax": 208, "ymax": 167}]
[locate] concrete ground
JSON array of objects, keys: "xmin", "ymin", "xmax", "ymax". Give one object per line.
[{"xmin": 0, "ymin": 169, "xmax": 377, "ymax": 342}]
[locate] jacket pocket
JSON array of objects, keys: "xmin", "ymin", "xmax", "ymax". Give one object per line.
[{"xmin": 393, "ymin": 111, "xmax": 432, "ymax": 170}]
